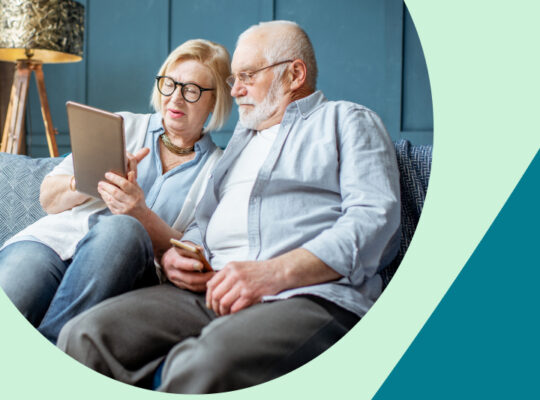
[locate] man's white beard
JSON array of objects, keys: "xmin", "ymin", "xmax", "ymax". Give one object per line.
[{"xmin": 237, "ymin": 78, "xmax": 282, "ymax": 130}]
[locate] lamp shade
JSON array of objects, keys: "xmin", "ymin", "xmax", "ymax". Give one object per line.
[{"xmin": 0, "ymin": 0, "xmax": 84, "ymax": 63}]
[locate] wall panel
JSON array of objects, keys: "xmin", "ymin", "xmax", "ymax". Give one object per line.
[
  {"xmin": 22, "ymin": 0, "xmax": 433, "ymax": 156},
  {"xmin": 86, "ymin": 0, "xmax": 169, "ymax": 112},
  {"xmin": 170, "ymin": 0, "xmax": 274, "ymax": 147},
  {"xmin": 401, "ymin": 6, "xmax": 433, "ymax": 139},
  {"xmin": 276, "ymin": 0, "xmax": 404, "ymax": 137}
]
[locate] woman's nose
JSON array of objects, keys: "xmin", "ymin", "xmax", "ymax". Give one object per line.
[{"xmin": 170, "ymin": 86, "xmax": 186, "ymax": 103}]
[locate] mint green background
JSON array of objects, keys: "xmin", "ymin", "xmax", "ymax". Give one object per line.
[{"xmin": 2, "ymin": 1, "xmax": 539, "ymax": 398}]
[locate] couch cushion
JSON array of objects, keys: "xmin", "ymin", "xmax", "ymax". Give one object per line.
[
  {"xmin": 0, "ymin": 153, "xmax": 62, "ymax": 247},
  {"xmin": 381, "ymin": 139, "xmax": 432, "ymax": 287},
  {"xmin": 0, "ymin": 140, "xmax": 432, "ymax": 280}
]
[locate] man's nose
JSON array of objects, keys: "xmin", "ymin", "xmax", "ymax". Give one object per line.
[{"xmin": 230, "ymin": 79, "xmax": 247, "ymax": 97}]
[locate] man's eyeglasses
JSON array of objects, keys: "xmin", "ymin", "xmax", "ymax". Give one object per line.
[
  {"xmin": 226, "ymin": 60, "xmax": 294, "ymax": 88},
  {"xmin": 156, "ymin": 76, "xmax": 215, "ymax": 103}
]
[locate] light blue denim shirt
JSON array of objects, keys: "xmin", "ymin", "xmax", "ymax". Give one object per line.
[
  {"xmin": 136, "ymin": 113, "xmax": 217, "ymax": 226},
  {"xmin": 183, "ymin": 91, "xmax": 401, "ymax": 317}
]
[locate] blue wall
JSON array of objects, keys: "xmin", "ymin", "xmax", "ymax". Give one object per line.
[{"xmin": 25, "ymin": 0, "xmax": 432, "ymax": 157}]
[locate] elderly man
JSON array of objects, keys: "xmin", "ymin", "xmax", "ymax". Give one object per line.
[{"xmin": 58, "ymin": 20, "xmax": 400, "ymax": 393}]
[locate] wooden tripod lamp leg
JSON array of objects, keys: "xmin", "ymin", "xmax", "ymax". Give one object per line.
[
  {"xmin": 33, "ymin": 63, "xmax": 59, "ymax": 157},
  {"xmin": 1, "ymin": 60, "xmax": 59, "ymax": 157},
  {"xmin": 0, "ymin": 61, "xmax": 31, "ymax": 154}
]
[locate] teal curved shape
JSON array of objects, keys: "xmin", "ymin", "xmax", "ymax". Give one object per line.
[{"xmin": 374, "ymin": 148, "xmax": 540, "ymax": 399}]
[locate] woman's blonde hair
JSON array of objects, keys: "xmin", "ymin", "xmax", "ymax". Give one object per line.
[{"xmin": 151, "ymin": 39, "xmax": 232, "ymax": 132}]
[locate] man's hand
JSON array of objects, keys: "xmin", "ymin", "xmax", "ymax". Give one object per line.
[
  {"xmin": 161, "ymin": 244, "xmax": 215, "ymax": 292},
  {"xmin": 206, "ymin": 248, "xmax": 342, "ymax": 317},
  {"xmin": 206, "ymin": 260, "xmax": 286, "ymax": 316}
]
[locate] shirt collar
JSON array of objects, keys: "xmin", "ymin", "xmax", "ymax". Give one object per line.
[
  {"xmin": 149, "ymin": 112, "xmax": 164, "ymax": 134},
  {"xmin": 150, "ymin": 112, "xmax": 216, "ymax": 154},
  {"xmin": 194, "ymin": 131, "xmax": 217, "ymax": 153},
  {"xmin": 290, "ymin": 90, "xmax": 327, "ymax": 119}
]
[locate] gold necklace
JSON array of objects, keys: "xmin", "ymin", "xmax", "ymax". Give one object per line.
[{"xmin": 160, "ymin": 133, "xmax": 195, "ymax": 155}]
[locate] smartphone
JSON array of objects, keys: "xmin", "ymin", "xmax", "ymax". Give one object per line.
[{"xmin": 169, "ymin": 238, "xmax": 213, "ymax": 272}]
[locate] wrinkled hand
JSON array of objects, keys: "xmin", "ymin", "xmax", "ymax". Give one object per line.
[
  {"xmin": 98, "ymin": 148, "xmax": 150, "ymax": 219},
  {"xmin": 161, "ymin": 244, "xmax": 215, "ymax": 292},
  {"xmin": 206, "ymin": 260, "xmax": 285, "ymax": 316}
]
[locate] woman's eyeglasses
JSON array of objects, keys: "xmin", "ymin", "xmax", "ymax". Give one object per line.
[{"xmin": 156, "ymin": 76, "xmax": 214, "ymax": 103}]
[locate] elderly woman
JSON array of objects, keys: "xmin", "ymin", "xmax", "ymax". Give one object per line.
[{"xmin": 0, "ymin": 39, "xmax": 232, "ymax": 344}]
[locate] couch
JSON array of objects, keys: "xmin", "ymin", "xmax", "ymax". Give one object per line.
[{"xmin": 0, "ymin": 139, "xmax": 432, "ymax": 287}]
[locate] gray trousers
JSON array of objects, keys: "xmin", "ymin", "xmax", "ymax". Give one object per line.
[{"xmin": 58, "ymin": 283, "xmax": 358, "ymax": 394}]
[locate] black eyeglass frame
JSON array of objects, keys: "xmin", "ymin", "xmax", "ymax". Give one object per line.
[
  {"xmin": 226, "ymin": 59, "xmax": 294, "ymax": 88},
  {"xmin": 155, "ymin": 76, "xmax": 215, "ymax": 103}
]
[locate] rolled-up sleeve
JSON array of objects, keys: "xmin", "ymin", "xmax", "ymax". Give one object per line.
[
  {"xmin": 301, "ymin": 107, "xmax": 401, "ymax": 285},
  {"xmin": 46, "ymin": 154, "xmax": 74, "ymax": 176},
  {"xmin": 181, "ymin": 220, "xmax": 204, "ymax": 247}
]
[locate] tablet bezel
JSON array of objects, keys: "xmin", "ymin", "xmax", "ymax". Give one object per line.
[{"xmin": 66, "ymin": 101, "xmax": 126, "ymax": 198}]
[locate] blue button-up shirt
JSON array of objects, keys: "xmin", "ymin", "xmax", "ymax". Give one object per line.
[
  {"xmin": 136, "ymin": 113, "xmax": 217, "ymax": 226},
  {"xmin": 183, "ymin": 91, "xmax": 401, "ymax": 317}
]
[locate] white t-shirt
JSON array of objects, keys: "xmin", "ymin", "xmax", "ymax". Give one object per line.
[{"xmin": 206, "ymin": 125, "xmax": 279, "ymax": 269}]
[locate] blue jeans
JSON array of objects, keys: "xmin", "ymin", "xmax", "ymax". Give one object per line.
[{"xmin": 0, "ymin": 214, "xmax": 158, "ymax": 344}]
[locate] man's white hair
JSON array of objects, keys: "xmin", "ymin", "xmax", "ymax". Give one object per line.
[{"xmin": 238, "ymin": 20, "xmax": 318, "ymax": 89}]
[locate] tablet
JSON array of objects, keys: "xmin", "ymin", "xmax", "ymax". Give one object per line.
[{"xmin": 66, "ymin": 101, "xmax": 126, "ymax": 198}]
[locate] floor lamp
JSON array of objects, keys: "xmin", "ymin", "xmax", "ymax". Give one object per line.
[{"xmin": 0, "ymin": 0, "xmax": 84, "ymax": 157}]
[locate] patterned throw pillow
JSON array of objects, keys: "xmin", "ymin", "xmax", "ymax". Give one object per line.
[
  {"xmin": 0, "ymin": 154, "xmax": 62, "ymax": 247},
  {"xmin": 381, "ymin": 139, "xmax": 433, "ymax": 287}
]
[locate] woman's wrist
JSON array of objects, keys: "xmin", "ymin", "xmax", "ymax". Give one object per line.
[{"xmin": 69, "ymin": 175, "xmax": 77, "ymax": 192}]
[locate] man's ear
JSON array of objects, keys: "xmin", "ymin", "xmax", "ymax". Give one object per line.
[{"xmin": 287, "ymin": 59, "xmax": 308, "ymax": 91}]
